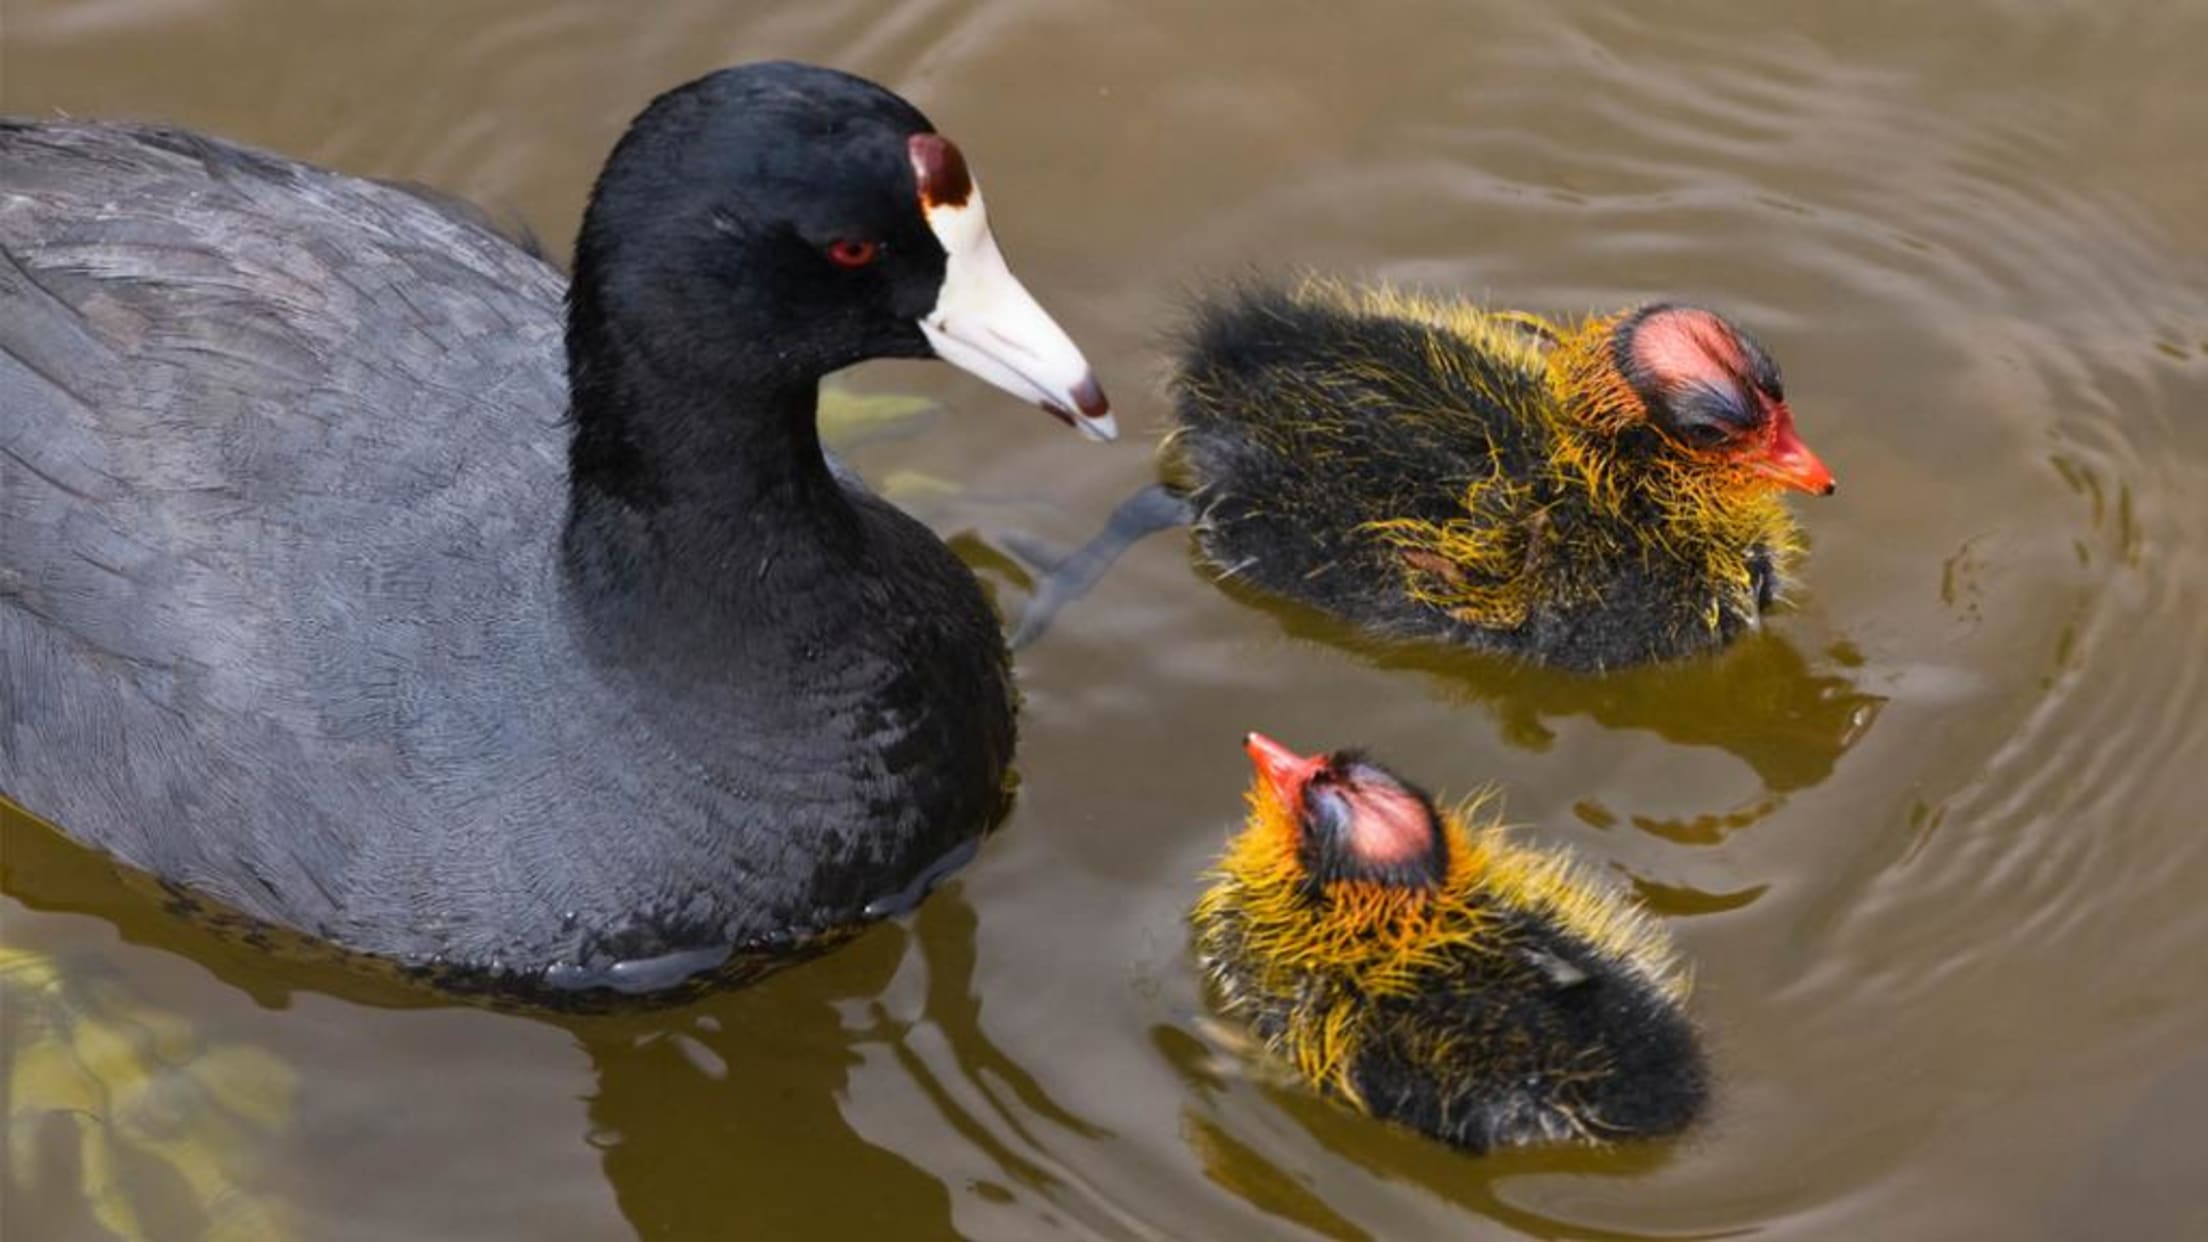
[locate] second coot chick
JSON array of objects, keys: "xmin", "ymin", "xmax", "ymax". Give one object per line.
[{"xmin": 1192, "ymin": 733, "xmax": 1708, "ymax": 1152}]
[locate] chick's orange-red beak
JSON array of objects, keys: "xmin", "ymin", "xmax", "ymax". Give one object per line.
[
  {"xmin": 1753, "ymin": 402, "xmax": 1835, "ymax": 496},
  {"xmin": 1244, "ymin": 732, "xmax": 1327, "ymax": 808}
]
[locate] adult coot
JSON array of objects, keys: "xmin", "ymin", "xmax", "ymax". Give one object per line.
[{"xmin": 0, "ymin": 62, "xmax": 1113, "ymax": 1008}]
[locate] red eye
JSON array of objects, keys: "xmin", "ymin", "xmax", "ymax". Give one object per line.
[{"xmin": 825, "ymin": 238, "xmax": 879, "ymax": 269}]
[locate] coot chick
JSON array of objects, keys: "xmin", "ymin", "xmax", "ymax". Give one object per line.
[
  {"xmin": 1013, "ymin": 281, "xmax": 1830, "ymax": 670},
  {"xmin": 1192, "ymin": 733, "xmax": 1708, "ymax": 1151},
  {"xmin": 0, "ymin": 62, "xmax": 1111, "ymax": 1008}
]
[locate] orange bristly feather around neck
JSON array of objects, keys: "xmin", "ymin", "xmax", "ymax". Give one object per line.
[{"xmin": 1199, "ymin": 772, "xmax": 1686, "ymax": 994}]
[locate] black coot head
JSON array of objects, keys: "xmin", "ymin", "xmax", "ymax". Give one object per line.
[{"xmin": 572, "ymin": 61, "xmax": 1112, "ymax": 437}]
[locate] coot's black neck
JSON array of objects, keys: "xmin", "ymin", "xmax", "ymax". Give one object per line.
[
  {"xmin": 538, "ymin": 215, "xmax": 1016, "ymax": 979},
  {"xmin": 557, "ymin": 274, "xmax": 866, "ymax": 646}
]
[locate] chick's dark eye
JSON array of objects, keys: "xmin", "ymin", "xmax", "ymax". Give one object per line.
[
  {"xmin": 1304, "ymin": 786, "xmax": 1353, "ymax": 839},
  {"xmin": 824, "ymin": 238, "xmax": 880, "ymax": 269},
  {"xmin": 1679, "ymin": 420, "xmax": 1735, "ymax": 449},
  {"xmin": 1663, "ymin": 382, "xmax": 1757, "ymax": 451}
]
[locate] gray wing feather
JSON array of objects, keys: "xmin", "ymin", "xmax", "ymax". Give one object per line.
[{"xmin": 1, "ymin": 122, "xmax": 569, "ymax": 928}]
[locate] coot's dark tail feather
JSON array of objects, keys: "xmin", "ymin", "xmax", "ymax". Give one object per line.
[{"xmin": 1009, "ymin": 483, "xmax": 1193, "ymax": 650}]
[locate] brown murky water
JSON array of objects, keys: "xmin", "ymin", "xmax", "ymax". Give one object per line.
[{"xmin": 5, "ymin": 2, "xmax": 2207, "ymax": 1238}]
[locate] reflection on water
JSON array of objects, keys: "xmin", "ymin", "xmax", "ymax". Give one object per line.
[
  {"xmin": 1182, "ymin": 1111, "xmax": 1370, "ymax": 1242},
  {"xmin": 1156, "ymin": 1019, "xmax": 1701, "ymax": 1242},
  {"xmin": 6, "ymin": 0, "xmax": 2208, "ymax": 1238},
  {"xmin": 576, "ymin": 924, "xmax": 958, "ymax": 1240},
  {"xmin": 580, "ymin": 890, "xmax": 1113, "ymax": 1241},
  {"xmin": 1228, "ymin": 577, "xmax": 1884, "ymax": 794},
  {"xmin": 3, "ymin": 806, "xmax": 1112, "ymax": 1241},
  {"xmin": 3, "ymin": 942, "xmax": 298, "ymax": 1242}
]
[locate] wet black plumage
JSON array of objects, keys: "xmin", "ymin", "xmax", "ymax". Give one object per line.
[
  {"xmin": 1322, "ymin": 903, "xmax": 1710, "ymax": 1152},
  {"xmin": 1163, "ymin": 281, "xmax": 1830, "ymax": 671},
  {"xmin": 1194, "ymin": 735, "xmax": 1709, "ymax": 1152}
]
